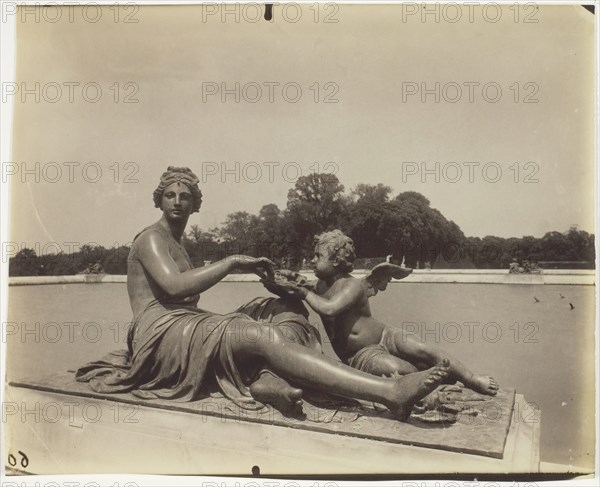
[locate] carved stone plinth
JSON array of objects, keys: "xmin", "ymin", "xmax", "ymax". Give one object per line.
[{"xmin": 4, "ymin": 373, "xmax": 542, "ymax": 475}]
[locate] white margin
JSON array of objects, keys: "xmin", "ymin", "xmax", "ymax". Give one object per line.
[{"xmin": 0, "ymin": 2, "xmax": 598, "ymax": 487}]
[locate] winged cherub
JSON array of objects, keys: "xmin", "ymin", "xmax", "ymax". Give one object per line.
[{"xmin": 264, "ymin": 230, "xmax": 499, "ymax": 397}]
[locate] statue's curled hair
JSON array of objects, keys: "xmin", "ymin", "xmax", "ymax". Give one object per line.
[
  {"xmin": 314, "ymin": 229, "xmax": 356, "ymax": 273},
  {"xmin": 153, "ymin": 166, "xmax": 203, "ymax": 213}
]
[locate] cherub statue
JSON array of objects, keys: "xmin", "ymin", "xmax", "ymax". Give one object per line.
[{"xmin": 262, "ymin": 230, "xmax": 499, "ymax": 397}]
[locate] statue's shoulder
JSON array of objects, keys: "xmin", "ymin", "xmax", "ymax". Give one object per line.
[
  {"xmin": 338, "ymin": 274, "xmax": 362, "ymax": 289},
  {"xmin": 131, "ymin": 224, "xmax": 170, "ymax": 257},
  {"xmin": 326, "ymin": 275, "xmax": 363, "ymax": 297},
  {"xmin": 128, "ymin": 225, "xmax": 171, "ymax": 266},
  {"xmin": 133, "ymin": 223, "xmax": 167, "ymax": 243}
]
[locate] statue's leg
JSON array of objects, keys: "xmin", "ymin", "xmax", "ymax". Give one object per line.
[
  {"xmin": 367, "ymin": 354, "xmax": 419, "ymax": 377},
  {"xmin": 239, "ymin": 297, "xmax": 321, "ymax": 414},
  {"xmin": 387, "ymin": 327, "xmax": 500, "ymax": 396},
  {"xmin": 347, "ymin": 345, "xmax": 418, "ymax": 377},
  {"xmin": 249, "ymin": 369, "xmax": 304, "ymax": 417},
  {"xmin": 231, "ymin": 320, "xmax": 451, "ymax": 421}
]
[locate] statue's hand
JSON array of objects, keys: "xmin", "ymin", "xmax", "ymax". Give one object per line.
[{"xmin": 228, "ymin": 255, "xmax": 275, "ymax": 280}]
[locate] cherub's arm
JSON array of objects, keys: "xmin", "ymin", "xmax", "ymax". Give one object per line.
[{"xmin": 299, "ymin": 279, "xmax": 364, "ymax": 317}]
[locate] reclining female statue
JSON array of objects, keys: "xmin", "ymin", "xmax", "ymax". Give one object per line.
[{"xmin": 76, "ymin": 166, "xmax": 451, "ymax": 421}]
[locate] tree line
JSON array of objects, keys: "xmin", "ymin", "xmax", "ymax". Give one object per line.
[{"xmin": 9, "ymin": 174, "xmax": 595, "ymax": 276}]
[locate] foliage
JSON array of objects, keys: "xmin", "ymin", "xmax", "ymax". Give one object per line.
[
  {"xmin": 9, "ymin": 178, "xmax": 595, "ymax": 275},
  {"xmin": 283, "ymin": 173, "xmax": 350, "ymax": 267},
  {"xmin": 9, "ymin": 244, "xmax": 130, "ymax": 276}
]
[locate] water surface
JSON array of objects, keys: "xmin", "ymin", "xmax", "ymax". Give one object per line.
[{"xmin": 6, "ymin": 282, "xmax": 595, "ymax": 468}]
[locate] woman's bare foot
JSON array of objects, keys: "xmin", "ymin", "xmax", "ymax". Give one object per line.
[
  {"xmin": 250, "ymin": 371, "xmax": 304, "ymax": 417},
  {"xmin": 386, "ymin": 359, "xmax": 451, "ymax": 421},
  {"xmin": 467, "ymin": 375, "xmax": 499, "ymax": 396}
]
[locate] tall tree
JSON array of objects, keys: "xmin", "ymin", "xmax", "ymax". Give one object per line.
[
  {"xmin": 387, "ymin": 191, "xmax": 466, "ymax": 268},
  {"xmin": 218, "ymin": 211, "xmax": 257, "ymax": 255},
  {"xmin": 9, "ymin": 248, "xmax": 40, "ymax": 276},
  {"xmin": 285, "ymin": 173, "xmax": 349, "ymax": 267},
  {"xmin": 347, "ymin": 183, "xmax": 393, "ymax": 257},
  {"xmin": 253, "ymin": 204, "xmax": 285, "ymax": 262}
]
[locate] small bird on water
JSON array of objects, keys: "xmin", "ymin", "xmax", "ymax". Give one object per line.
[
  {"xmin": 534, "ymin": 296, "xmax": 540, "ymax": 303},
  {"xmin": 569, "ymin": 303, "xmax": 575, "ymax": 310},
  {"xmin": 559, "ymin": 293, "xmax": 565, "ymax": 299}
]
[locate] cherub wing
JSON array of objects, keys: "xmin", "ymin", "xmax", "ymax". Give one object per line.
[{"xmin": 363, "ymin": 263, "xmax": 413, "ymax": 295}]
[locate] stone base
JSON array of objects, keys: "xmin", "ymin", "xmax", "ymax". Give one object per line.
[{"xmin": 4, "ymin": 375, "xmax": 542, "ymax": 475}]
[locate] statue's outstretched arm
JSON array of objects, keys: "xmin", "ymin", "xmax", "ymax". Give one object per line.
[{"xmin": 136, "ymin": 231, "xmax": 272, "ymax": 298}]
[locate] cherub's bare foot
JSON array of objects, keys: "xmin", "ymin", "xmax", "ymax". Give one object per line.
[
  {"xmin": 467, "ymin": 375, "xmax": 499, "ymax": 396},
  {"xmin": 250, "ymin": 372, "xmax": 304, "ymax": 417},
  {"xmin": 386, "ymin": 359, "xmax": 451, "ymax": 421}
]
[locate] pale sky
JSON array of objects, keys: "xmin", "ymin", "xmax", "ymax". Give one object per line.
[{"xmin": 7, "ymin": 3, "xmax": 596, "ymax": 249}]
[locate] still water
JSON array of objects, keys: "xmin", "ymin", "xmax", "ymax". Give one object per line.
[{"xmin": 6, "ymin": 282, "xmax": 596, "ymax": 468}]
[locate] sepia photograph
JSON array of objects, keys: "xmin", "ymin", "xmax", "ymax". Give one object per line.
[{"xmin": 0, "ymin": 1, "xmax": 597, "ymax": 486}]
